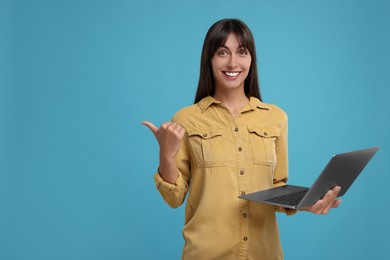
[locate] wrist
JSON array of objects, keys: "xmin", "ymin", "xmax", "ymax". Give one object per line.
[
  {"xmin": 157, "ymin": 147, "xmax": 179, "ymax": 183},
  {"xmin": 159, "ymin": 153, "xmax": 176, "ymax": 164}
]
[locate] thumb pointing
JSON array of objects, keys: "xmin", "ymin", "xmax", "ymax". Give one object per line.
[{"xmin": 141, "ymin": 121, "xmax": 159, "ymax": 138}]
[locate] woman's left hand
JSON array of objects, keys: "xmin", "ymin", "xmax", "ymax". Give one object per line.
[{"xmin": 299, "ymin": 186, "xmax": 342, "ymax": 215}]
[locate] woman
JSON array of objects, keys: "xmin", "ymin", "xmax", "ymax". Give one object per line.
[{"xmin": 142, "ymin": 18, "xmax": 341, "ymax": 260}]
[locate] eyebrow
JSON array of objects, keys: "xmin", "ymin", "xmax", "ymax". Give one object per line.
[{"xmin": 219, "ymin": 45, "xmax": 247, "ymax": 50}]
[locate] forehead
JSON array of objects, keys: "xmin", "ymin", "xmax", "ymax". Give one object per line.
[
  {"xmin": 223, "ymin": 34, "xmax": 243, "ymax": 48},
  {"xmin": 219, "ymin": 33, "xmax": 245, "ymax": 49}
]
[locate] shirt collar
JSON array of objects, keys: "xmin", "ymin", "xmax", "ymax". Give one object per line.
[
  {"xmin": 247, "ymin": 96, "xmax": 270, "ymax": 111},
  {"xmin": 198, "ymin": 96, "xmax": 270, "ymax": 113},
  {"xmin": 198, "ymin": 96, "xmax": 221, "ymax": 112}
]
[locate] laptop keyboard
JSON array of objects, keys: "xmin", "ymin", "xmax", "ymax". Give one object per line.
[{"xmin": 266, "ymin": 189, "xmax": 309, "ymax": 206}]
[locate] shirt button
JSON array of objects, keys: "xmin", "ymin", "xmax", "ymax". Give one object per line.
[
  {"xmin": 234, "ymin": 127, "xmax": 239, "ymax": 132},
  {"xmin": 240, "ymin": 170, "xmax": 244, "ymax": 175},
  {"xmin": 264, "ymin": 132, "xmax": 268, "ymax": 136},
  {"xmin": 243, "ymin": 213, "xmax": 247, "ymax": 218},
  {"xmin": 241, "ymin": 191, "xmax": 246, "ymax": 196},
  {"xmin": 243, "ymin": 236, "xmax": 248, "ymax": 241},
  {"xmin": 238, "ymin": 147, "xmax": 242, "ymax": 152},
  {"xmin": 203, "ymin": 133, "xmax": 207, "ymax": 137}
]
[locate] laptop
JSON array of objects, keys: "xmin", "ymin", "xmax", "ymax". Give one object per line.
[{"xmin": 239, "ymin": 146, "xmax": 379, "ymax": 209}]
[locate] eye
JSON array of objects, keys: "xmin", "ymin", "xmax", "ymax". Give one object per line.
[
  {"xmin": 239, "ymin": 49, "xmax": 249, "ymax": 56},
  {"xmin": 217, "ymin": 49, "xmax": 229, "ymax": 56}
]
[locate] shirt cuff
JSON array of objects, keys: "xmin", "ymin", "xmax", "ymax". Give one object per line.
[
  {"xmin": 153, "ymin": 171, "xmax": 183, "ymax": 192},
  {"xmin": 274, "ymin": 206, "xmax": 297, "ymax": 216}
]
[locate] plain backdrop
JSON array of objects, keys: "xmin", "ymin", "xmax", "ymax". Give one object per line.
[{"xmin": 1, "ymin": 0, "xmax": 389, "ymax": 259}]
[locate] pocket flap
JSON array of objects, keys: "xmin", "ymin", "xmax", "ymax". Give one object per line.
[
  {"xmin": 187, "ymin": 128, "xmax": 223, "ymax": 139},
  {"xmin": 247, "ymin": 126, "xmax": 280, "ymax": 138}
]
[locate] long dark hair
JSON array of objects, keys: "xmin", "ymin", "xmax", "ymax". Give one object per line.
[{"xmin": 194, "ymin": 18, "xmax": 262, "ymax": 104}]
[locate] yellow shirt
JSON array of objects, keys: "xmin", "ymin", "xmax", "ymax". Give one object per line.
[{"xmin": 154, "ymin": 96, "xmax": 296, "ymax": 260}]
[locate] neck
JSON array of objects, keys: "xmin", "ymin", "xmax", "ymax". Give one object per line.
[{"xmin": 213, "ymin": 89, "xmax": 249, "ymax": 117}]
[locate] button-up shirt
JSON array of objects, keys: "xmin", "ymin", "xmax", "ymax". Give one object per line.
[{"xmin": 154, "ymin": 96, "xmax": 296, "ymax": 260}]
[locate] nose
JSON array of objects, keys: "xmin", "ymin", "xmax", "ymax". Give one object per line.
[{"xmin": 227, "ymin": 53, "xmax": 238, "ymax": 69}]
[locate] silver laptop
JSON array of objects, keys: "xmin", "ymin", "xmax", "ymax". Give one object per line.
[{"xmin": 239, "ymin": 146, "xmax": 379, "ymax": 209}]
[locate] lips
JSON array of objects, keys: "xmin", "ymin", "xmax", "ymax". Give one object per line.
[{"xmin": 223, "ymin": 71, "xmax": 241, "ymax": 79}]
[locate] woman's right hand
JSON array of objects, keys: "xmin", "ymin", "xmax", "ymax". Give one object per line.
[
  {"xmin": 141, "ymin": 121, "xmax": 186, "ymax": 183},
  {"xmin": 141, "ymin": 121, "xmax": 186, "ymax": 161}
]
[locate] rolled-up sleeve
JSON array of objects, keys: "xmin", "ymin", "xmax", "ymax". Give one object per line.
[
  {"xmin": 274, "ymin": 205, "xmax": 297, "ymax": 215},
  {"xmin": 153, "ymin": 168, "xmax": 187, "ymax": 208}
]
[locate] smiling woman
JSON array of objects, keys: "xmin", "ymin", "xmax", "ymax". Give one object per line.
[
  {"xmin": 142, "ymin": 18, "xmax": 340, "ymax": 260},
  {"xmin": 211, "ymin": 34, "xmax": 252, "ymax": 103},
  {"xmin": 195, "ymin": 19, "xmax": 261, "ymax": 104},
  {"xmin": 2, "ymin": 0, "xmax": 388, "ymax": 259}
]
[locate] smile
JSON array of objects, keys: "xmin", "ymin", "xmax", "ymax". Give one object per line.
[{"xmin": 223, "ymin": 71, "xmax": 240, "ymax": 77}]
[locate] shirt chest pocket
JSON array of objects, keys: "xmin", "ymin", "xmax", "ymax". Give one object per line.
[
  {"xmin": 187, "ymin": 128, "xmax": 227, "ymax": 167},
  {"xmin": 248, "ymin": 126, "xmax": 280, "ymax": 166}
]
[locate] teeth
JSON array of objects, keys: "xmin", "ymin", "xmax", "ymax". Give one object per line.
[{"xmin": 225, "ymin": 72, "xmax": 239, "ymax": 77}]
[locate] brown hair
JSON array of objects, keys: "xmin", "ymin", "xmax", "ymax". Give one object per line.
[{"xmin": 194, "ymin": 18, "xmax": 262, "ymax": 103}]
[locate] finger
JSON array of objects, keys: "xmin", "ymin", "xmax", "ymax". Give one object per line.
[
  {"xmin": 164, "ymin": 121, "xmax": 184, "ymax": 136},
  {"xmin": 171, "ymin": 122, "xmax": 184, "ymax": 133},
  {"xmin": 331, "ymin": 186, "xmax": 341, "ymax": 197},
  {"xmin": 307, "ymin": 200, "xmax": 323, "ymax": 215},
  {"xmin": 161, "ymin": 121, "xmax": 172, "ymax": 130},
  {"xmin": 177, "ymin": 125, "xmax": 186, "ymax": 137},
  {"xmin": 166, "ymin": 121, "xmax": 178, "ymax": 131},
  {"xmin": 332, "ymin": 198, "xmax": 342, "ymax": 208},
  {"xmin": 321, "ymin": 190, "xmax": 336, "ymax": 214},
  {"xmin": 321, "ymin": 186, "xmax": 341, "ymax": 214},
  {"xmin": 176, "ymin": 126, "xmax": 186, "ymax": 141},
  {"xmin": 315, "ymin": 200, "xmax": 325, "ymax": 214},
  {"xmin": 141, "ymin": 121, "xmax": 159, "ymax": 137}
]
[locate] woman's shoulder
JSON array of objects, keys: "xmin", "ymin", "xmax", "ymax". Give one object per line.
[
  {"xmin": 172, "ymin": 96, "xmax": 216, "ymax": 126},
  {"xmin": 267, "ymin": 103, "xmax": 288, "ymax": 118},
  {"xmin": 173, "ymin": 96, "xmax": 213, "ymax": 115},
  {"xmin": 172, "ymin": 103, "xmax": 201, "ymax": 123},
  {"xmin": 250, "ymin": 97, "xmax": 288, "ymax": 119}
]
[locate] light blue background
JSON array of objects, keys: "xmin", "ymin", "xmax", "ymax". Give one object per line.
[{"xmin": 1, "ymin": 0, "xmax": 389, "ymax": 259}]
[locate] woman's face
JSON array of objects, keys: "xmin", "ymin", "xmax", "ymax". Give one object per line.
[{"xmin": 211, "ymin": 33, "xmax": 252, "ymax": 94}]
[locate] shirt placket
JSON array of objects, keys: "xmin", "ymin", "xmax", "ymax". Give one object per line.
[{"xmin": 228, "ymin": 113, "xmax": 250, "ymax": 259}]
